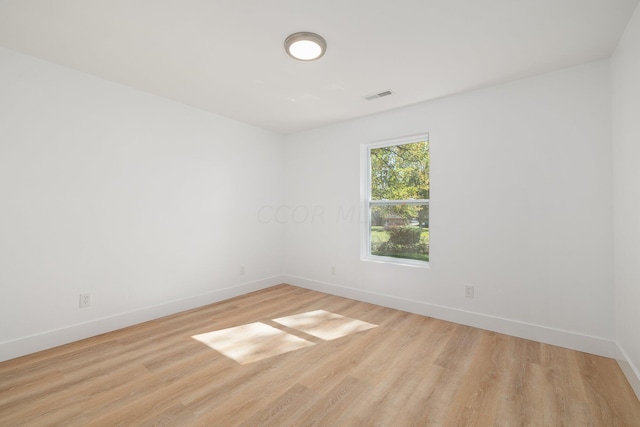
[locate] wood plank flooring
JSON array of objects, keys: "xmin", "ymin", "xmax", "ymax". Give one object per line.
[{"xmin": 1, "ymin": 284, "xmax": 639, "ymax": 426}]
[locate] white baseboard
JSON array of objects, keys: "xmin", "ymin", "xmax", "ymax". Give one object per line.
[
  {"xmin": 283, "ymin": 275, "xmax": 616, "ymax": 359},
  {"xmin": 615, "ymin": 342, "xmax": 640, "ymax": 401},
  {"xmin": 0, "ymin": 275, "xmax": 285, "ymax": 363}
]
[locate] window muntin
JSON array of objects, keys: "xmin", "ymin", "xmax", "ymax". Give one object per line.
[{"xmin": 364, "ymin": 135, "xmax": 429, "ymax": 265}]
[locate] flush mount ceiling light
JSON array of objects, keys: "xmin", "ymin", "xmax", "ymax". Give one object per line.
[{"xmin": 284, "ymin": 32, "xmax": 327, "ymax": 61}]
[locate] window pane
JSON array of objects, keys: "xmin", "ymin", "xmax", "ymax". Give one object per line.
[
  {"xmin": 370, "ymin": 140, "xmax": 429, "ymax": 201},
  {"xmin": 370, "ymin": 204, "xmax": 429, "ymax": 262}
]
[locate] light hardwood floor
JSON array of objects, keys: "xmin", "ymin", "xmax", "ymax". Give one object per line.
[{"xmin": 1, "ymin": 284, "xmax": 639, "ymax": 426}]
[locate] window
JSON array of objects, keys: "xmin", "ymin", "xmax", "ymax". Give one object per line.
[{"xmin": 362, "ymin": 134, "xmax": 429, "ymax": 265}]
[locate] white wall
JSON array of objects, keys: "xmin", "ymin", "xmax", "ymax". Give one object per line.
[
  {"xmin": 283, "ymin": 60, "xmax": 615, "ymax": 357},
  {"xmin": 0, "ymin": 47, "xmax": 285, "ymax": 361},
  {"xmin": 612, "ymin": 3, "xmax": 640, "ymax": 398}
]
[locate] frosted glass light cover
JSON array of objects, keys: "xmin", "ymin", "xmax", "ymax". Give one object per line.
[
  {"xmin": 285, "ymin": 32, "xmax": 326, "ymax": 61},
  {"xmin": 289, "ymin": 40, "xmax": 322, "ymax": 60}
]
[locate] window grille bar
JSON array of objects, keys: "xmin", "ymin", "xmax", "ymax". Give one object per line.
[{"xmin": 369, "ymin": 199, "xmax": 429, "ymax": 206}]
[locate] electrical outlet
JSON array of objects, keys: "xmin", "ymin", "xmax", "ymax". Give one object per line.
[
  {"xmin": 331, "ymin": 266, "xmax": 336, "ymax": 275},
  {"xmin": 240, "ymin": 266, "xmax": 245, "ymax": 275},
  {"xmin": 465, "ymin": 286, "xmax": 474, "ymax": 298},
  {"xmin": 79, "ymin": 293, "xmax": 91, "ymax": 308}
]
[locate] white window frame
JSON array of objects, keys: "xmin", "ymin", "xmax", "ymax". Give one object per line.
[{"xmin": 360, "ymin": 133, "xmax": 430, "ymax": 267}]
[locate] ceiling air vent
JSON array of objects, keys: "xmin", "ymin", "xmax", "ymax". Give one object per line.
[{"xmin": 364, "ymin": 90, "xmax": 393, "ymax": 101}]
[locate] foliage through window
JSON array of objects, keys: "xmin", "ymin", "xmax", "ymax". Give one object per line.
[{"xmin": 365, "ymin": 135, "xmax": 429, "ymax": 264}]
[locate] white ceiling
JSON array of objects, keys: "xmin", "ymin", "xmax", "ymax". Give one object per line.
[{"xmin": 0, "ymin": 0, "xmax": 637, "ymax": 134}]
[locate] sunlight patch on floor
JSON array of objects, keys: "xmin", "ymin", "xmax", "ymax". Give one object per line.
[
  {"xmin": 273, "ymin": 309, "xmax": 378, "ymax": 340},
  {"xmin": 192, "ymin": 322, "xmax": 315, "ymax": 364}
]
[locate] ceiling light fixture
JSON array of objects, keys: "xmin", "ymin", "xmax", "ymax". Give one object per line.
[{"xmin": 284, "ymin": 32, "xmax": 327, "ymax": 61}]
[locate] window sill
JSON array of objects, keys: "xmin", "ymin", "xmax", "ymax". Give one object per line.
[{"xmin": 361, "ymin": 255, "xmax": 430, "ymax": 268}]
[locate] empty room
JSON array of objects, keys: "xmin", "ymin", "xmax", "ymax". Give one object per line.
[{"xmin": 1, "ymin": 1, "xmax": 640, "ymax": 425}]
